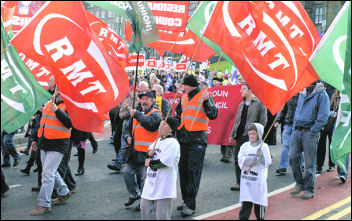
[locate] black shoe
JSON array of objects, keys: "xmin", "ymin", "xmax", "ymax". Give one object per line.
[
  {"xmin": 316, "ymin": 168, "xmax": 322, "ymax": 174},
  {"xmin": 33, "ymin": 168, "xmax": 39, "ymax": 172},
  {"xmin": 339, "ymin": 176, "xmax": 346, "ymax": 183},
  {"xmin": 107, "ymin": 164, "xmax": 121, "ymax": 172},
  {"xmin": 1, "ymin": 163, "xmax": 11, "ymax": 168},
  {"xmin": 327, "ymin": 167, "xmax": 334, "ymax": 172},
  {"xmin": 177, "ymin": 203, "xmax": 186, "ymax": 211},
  {"xmin": 20, "ymin": 168, "xmax": 30, "ymax": 175},
  {"xmin": 92, "ymin": 146, "xmax": 98, "ymax": 154},
  {"xmin": 112, "ymin": 159, "xmax": 117, "ymax": 161},
  {"xmin": 73, "ymin": 153, "xmax": 78, "ymax": 156},
  {"xmin": 13, "ymin": 157, "xmax": 21, "ymax": 167},
  {"xmin": 31, "ymin": 186, "xmax": 41, "ymax": 192},
  {"xmin": 135, "ymin": 203, "xmax": 140, "ymax": 211},
  {"xmin": 125, "ymin": 196, "xmax": 140, "ymax": 206},
  {"xmin": 2, "ymin": 184, "xmax": 9, "ymax": 196},
  {"xmin": 75, "ymin": 168, "xmax": 84, "ymax": 176},
  {"xmin": 20, "ymin": 150, "xmax": 29, "ymax": 155},
  {"xmin": 276, "ymin": 168, "xmax": 287, "ymax": 176}
]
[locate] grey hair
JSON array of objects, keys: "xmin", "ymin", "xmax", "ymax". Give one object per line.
[
  {"xmin": 139, "ymin": 81, "xmax": 149, "ymax": 88},
  {"xmin": 153, "ymin": 84, "xmax": 164, "ymax": 95}
]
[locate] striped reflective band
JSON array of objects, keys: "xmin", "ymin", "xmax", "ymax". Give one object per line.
[
  {"xmin": 183, "ymin": 106, "xmax": 204, "ymax": 112},
  {"xmin": 181, "ymin": 116, "xmax": 209, "ymax": 124},
  {"xmin": 39, "ymin": 124, "xmax": 71, "ymax": 133},
  {"xmin": 134, "ymin": 141, "xmax": 153, "ymax": 146},
  {"xmin": 133, "ymin": 125, "xmax": 144, "ymax": 129},
  {"xmin": 41, "ymin": 114, "xmax": 57, "ymax": 120}
]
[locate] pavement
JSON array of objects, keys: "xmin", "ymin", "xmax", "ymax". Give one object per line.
[{"xmin": 1, "ymin": 124, "xmax": 350, "ymax": 220}]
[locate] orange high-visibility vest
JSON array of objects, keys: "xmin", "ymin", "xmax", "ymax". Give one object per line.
[
  {"xmin": 132, "ymin": 108, "xmax": 160, "ymax": 152},
  {"xmin": 38, "ymin": 101, "xmax": 71, "ymax": 139},
  {"xmin": 177, "ymin": 91, "xmax": 209, "ymax": 131}
]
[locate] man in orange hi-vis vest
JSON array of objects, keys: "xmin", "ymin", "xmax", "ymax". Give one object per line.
[
  {"xmin": 175, "ymin": 74, "xmax": 218, "ymax": 216},
  {"xmin": 121, "ymin": 91, "xmax": 163, "ymax": 211},
  {"xmin": 30, "ymin": 87, "xmax": 72, "ymax": 216}
]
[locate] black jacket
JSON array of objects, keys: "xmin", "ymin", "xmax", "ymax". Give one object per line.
[
  {"xmin": 37, "ymin": 100, "xmax": 72, "ymax": 154},
  {"xmin": 277, "ymin": 94, "xmax": 298, "ymax": 126},
  {"xmin": 175, "ymin": 87, "xmax": 218, "ymax": 145},
  {"xmin": 30, "ymin": 111, "xmax": 42, "ymax": 142}
]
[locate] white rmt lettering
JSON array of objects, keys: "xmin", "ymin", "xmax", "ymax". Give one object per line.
[
  {"xmin": 268, "ymin": 53, "xmax": 290, "ymax": 70},
  {"xmin": 80, "ymin": 80, "xmax": 107, "ymax": 96},
  {"xmin": 98, "ymin": 28, "xmax": 109, "ymax": 38},
  {"xmin": 252, "ymin": 31, "xmax": 276, "ymax": 56},
  {"xmin": 238, "ymin": 14, "xmax": 256, "ymax": 36},
  {"xmin": 35, "ymin": 67, "xmax": 50, "ymax": 78},
  {"xmin": 44, "ymin": 36, "xmax": 74, "ymax": 62},
  {"xmin": 10, "ymin": 85, "xmax": 26, "ymax": 95},
  {"xmin": 60, "ymin": 60, "xmax": 94, "ymax": 87}
]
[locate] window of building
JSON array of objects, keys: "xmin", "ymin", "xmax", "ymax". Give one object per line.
[
  {"xmin": 315, "ymin": 7, "xmax": 323, "ymax": 24},
  {"xmin": 95, "ymin": 11, "xmax": 100, "ymax": 18},
  {"xmin": 108, "ymin": 11, "xmax": 112, "ymax": 18},
  {"xmin": 101, "ymin": 10, "xmax": 105, "ymax": 18}
]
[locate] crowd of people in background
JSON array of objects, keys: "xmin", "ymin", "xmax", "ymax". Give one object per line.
[{"xmin": 1, "ymin": 66, "xmax": 350, "ymax": 219}]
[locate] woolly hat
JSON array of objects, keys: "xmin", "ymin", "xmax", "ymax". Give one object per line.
[
  {"xmin": 183, "ymin": 74, "xmax": 199, "ymax": 87},
  {"xmin": 165, "ymin": 117, "xmax": 180, "ymax": 133}
]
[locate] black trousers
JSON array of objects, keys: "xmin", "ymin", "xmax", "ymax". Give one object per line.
[
  {"xmin": 179, "ymin": 143, "xmax": 207, "ymax": 210},
  {"xmin": 233, "ymin": 136, "xmax": 249, "ymax": 184},
  {"xmin": 36, "ymin": 150, "xmax": 42, "ymax": 186},
  {"xmin": 317, "ymin": 130, "xmax": 335, "ymax": 169},
  {"xmin": 239, "ymin": 201, "xmax": 265, "ymax": 220},
  {"xmin": 57, "ymin": 142, "xmax": 76, "ymax": 190}
]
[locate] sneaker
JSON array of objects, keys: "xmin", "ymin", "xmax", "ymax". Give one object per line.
[
  {"xmin": 30, "ymin": 206, "xmax": 51, "ymax": 215},
  {"xmin": 31, "ymin": 186, "xmax": 41, "ymax": 192},
  {"xmin": 339, "ymin": 176, "xmax": 346, "ymax": 183},
  {"xmin": 326, "ymin": 167, "xmax": 334, "ymax": 172},
  {"xmin": 107, "ymin": 164, "xmax": 121, "ymax": 172},
  {"xmin": 177, "ymin": 203, "xmax": 186, "ymax": 211},
  {"xmin": 290, "ymin": 186, "xmax": 304, "ymax": 195},
  {"xmin": 13, "ymin": 157, "xmax": 21, "ymax": 167},
  {"xmin": 276, "ymin": 168, "xmax": 287, "ymax": 176},
  {"xmin": 52, "ymin": 191, "xmax": 71, "ymax": 205},
  {"xmin": 300, "ymin": 192, "xmax": 314, "ymax": 199},
  {"xmin": 230, "ymin": 183, "xmax": 240, "ymax": 191},
  {"xmin": 181, "ymin": 206, "xmax": 195, "ymax": 217}
]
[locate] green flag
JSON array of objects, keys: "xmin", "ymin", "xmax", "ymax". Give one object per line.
[
  {"xmin": 310, "ymin": 2, "xmax": 350, "ymax": 91},
  {"xmin": 187, "ymin": 1, "xmax": 235, "ymax": 66},
  {"xmin": 86, "ymin": 1, "xmax": 128, "ymax": 19},
  {"xmin": 125, "ymin": 1, "xmax": 159, "ymax": 53},
  {"xmin": 330, "ymin": 2, "xmax": 351, "ymax": 174},
  {"xmin": 1, "ymin": 20, "xmax": 51, "ymax": 133}
]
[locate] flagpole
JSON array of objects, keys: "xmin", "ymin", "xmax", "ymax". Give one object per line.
[
  {"xmin": 132, "ymin": 50, "xmax": 140, "ymax": 109},
  {"xmin": 1, "ymin": 43, "xmax": 11, "ymax": 55},
  {"xmin": 246, "ymin": 111, "xmax": 280, "ymax": 173},
  {"xmin": 150, "ymin": 35, "xmax": 204, "ymax": 152}
]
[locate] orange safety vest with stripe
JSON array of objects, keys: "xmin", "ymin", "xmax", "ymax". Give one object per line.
[
  {"xmin": 38, "ymin": 101, "xmax": 71, "ymax": 139},
  {"xmin": 132, "ymin": 108, "xmax": 160, "ymax": 152},
  {"xmin": 177, "ymin": 91, "xmax": 209, "ymax": 131}
]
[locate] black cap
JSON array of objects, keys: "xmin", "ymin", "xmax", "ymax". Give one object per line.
[
  {"xmin": 165, "ymin": 117, "xmax": 180, "ymax": 133},
  {"xmin": 183, "ymin": 74, "xmax": 199, "ymax": 87},
  {"xmin": 212, "ymin": 77, "xmax": 223, "ymax": 82},
  {"xmin": 138, "ymin": 91, "xmax": 154, "ymax": 99}
]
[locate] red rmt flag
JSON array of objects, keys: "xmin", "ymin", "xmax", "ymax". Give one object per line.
[
  {"xmin": 85, "ymin": 10, "xmax": 129, "ymax": 68},
  {"xmin": 147, "ymin": 1, "xmax": 189, "ymax": 32},
  {"xmin": 11, "ymin": 1, "xmax": 129, "ymax": 133},
  {"xmin": 203, "ymin": 1, "xmax": 320, "ymax": 114}
]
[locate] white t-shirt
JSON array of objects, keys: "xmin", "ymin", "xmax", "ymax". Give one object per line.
[
  {"xmin": 238, "ymin": 142, "xmax": 272, "ymax": 206},
  {"xmin": 141, "ymin": 137, "xmax": 180, "ymax": 200}
]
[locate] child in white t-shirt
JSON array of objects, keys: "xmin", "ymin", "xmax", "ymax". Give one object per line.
[
  {"xmin": 238, "ymin": 123, "xmax": 272, "ymax": 220},
  {"xmin": 141, "ymin": 117, "xmax": 180, "ymax": 220}
]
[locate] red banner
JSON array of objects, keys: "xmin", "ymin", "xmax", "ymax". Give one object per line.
[
  {"xmin": 11, "ymin": 1, "xmax": 129, "ymax": 133},
  {"xmin": 147, "ymin": 1, "xmax": 189, "ymax": 32},
  {"xmin": 86, "ymin": 10, "xmax": 128, "ymax": 68},
  {"xmin": 204, "ymin": 1, "xmax": 320, "ymax": 114},
  {"xmin": 176, "ymin": 63, "xmax": 187, "ymax": 71},
  {"xmin": 1, "ymin": 1, "xmax": 43, "ymax": 34},
  {"xmin": 126, "ymin": 54, "xmax": 145, "ymax": 67},
  {"xmin": 146, "ymin": 60, "xmax": 156, "ymax": 68},
  {"xmin": 147, "ymin": 28, "xmax": 215, "ymax": 62},
  {"xmin": 163, "ymin": 85, "xmax": 242, "ymax": 145}
]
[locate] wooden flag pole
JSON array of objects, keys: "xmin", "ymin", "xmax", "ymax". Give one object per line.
[
  {"xmin": 150, "ymin": 35, "xmax": 204, "ymax": 151},
  {"xmin": 246, "ymin": 111, "xmax": 280, "ymax": 173},
  {"xmin": 1, "ymin": 43, "xmax": 11, "ymax": 55},
  {"xmin": 132, "ymin": 50, "xmax": 140, "ymax": 109}
]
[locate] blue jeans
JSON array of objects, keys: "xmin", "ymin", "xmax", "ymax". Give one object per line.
[
  {"xmin": 1, "ymin": 132, "xmax": 20, "ymax": 164},
  {"xmin": 280, "ymin": 125, "xmax": 305, "ymax": 169},
  {"xmin": 290, "ymin": 130, "xmax": 320, "ymax": 194},
  {"xmin": 123, "ymin": 160, "xmax": 147, "ymax": 198},
  {"xmin": 113, "ymin": 137, "xmax": 130, "ymax": 168},
  {"xmin": 337, "ymin": 154, "xmax": 350, "ymax": 180}
]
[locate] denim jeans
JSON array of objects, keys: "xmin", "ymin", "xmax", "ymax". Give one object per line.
[
  {"xmin": 123, "ymin": 160, "xmax": 147, "ymax": 198},
  {"xmin": 289, "ymin": 130, "xmax": 320, "ymax": 194},
  {"xmin": 38, "ymin": 150, "xmax": 69, "ymax": 208},
  {"xmin": 337, "ymin": 154, "xmax": 350, "ymax": 179},
  {"xmin": 280, "ymin": 125, "xmax": 305, "ymax": 169},
  {"xmin": 113, "ymin": 137, "xmax": 130, "ymax": 168},
  {"xmin": 1, "ymin": 132, "xmax": 20, "ymax": 164}
]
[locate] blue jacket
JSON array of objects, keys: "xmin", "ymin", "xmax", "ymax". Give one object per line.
[{"xmin": 293, "ymin": 83, "xmax": 330, "ymax": 133}]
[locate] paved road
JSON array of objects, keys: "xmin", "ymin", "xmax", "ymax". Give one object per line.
[{"xmin": 1, "ymin": 126, "xmax": 350, "ymax": 220}]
